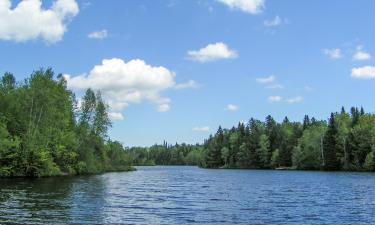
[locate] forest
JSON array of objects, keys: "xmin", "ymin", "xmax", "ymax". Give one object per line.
[
  {"xmin": 131, "ymin": 106, "xmax": 375, "ymax": 172},
  {"xmin": 128, "ymin": 142, "xmax": 204, "ymax": 166},
  {"xmin": 0, "ymin": 69, "xmax": 133, "ymax": 177},
  {"xmin": 2, "ymin": 70, "xmax": 375, "ymax": 177},
  {"xmin": 203, "ymin": 107, "xmax": 375, "ymax": 171}
]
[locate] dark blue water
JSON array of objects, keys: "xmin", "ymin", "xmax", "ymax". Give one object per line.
[{"xmin": 1, "ymin": 166, "xmax": 375, "ymax": 224}]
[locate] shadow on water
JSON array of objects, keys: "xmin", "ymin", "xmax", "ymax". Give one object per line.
[{"xmin": 0, "ymin": 175, "xmax": 108, "ymax": 224}]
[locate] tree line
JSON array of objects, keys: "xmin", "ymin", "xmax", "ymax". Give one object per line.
[
  {"xmin": 3, "ymin": 69, "xmax": 374, "ymax": 175},
  {"xmin": 202, "ymin": 107, "xmax": 375, "ymax": 171},
  {"xmin": 128, "ymin": 142, "xmax": 204, "ymax": 166},
  {"xmin": 0, "ymin": 69, "xmax": 133, "ymax": 177}
]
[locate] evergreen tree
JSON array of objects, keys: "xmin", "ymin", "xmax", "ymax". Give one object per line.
[
  {"xmin": 303, "ymin": 115, "xmax": 311, "ymax": 130},
  {"xmin": 265, "ymin": 115, "xmax": 280, "ymax": 167},
  {"xmin": 341, "ymin": 106, "xmax": 346, "ymax": 114},
  {"xmin": 205, "ymin": 127, "xmax": 224, "ymax": 168},
  {"xmin": 323, "ymin": 113, "xmax": 340, "ymax": 170}
]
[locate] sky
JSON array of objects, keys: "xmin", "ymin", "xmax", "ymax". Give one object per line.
[{"xmin": 1, "ymin": 0, "xmax": 375, "ymax": 146}]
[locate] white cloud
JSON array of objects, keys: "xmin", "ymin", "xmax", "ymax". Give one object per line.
[
  {"xmin": 256, "ymin": 75, "xmax": 275, "ymax": 84},
  {"xmin": 157, "ymin": 104, "xmax": 171, "ymax": 112},
  {"xmin": 286, "ymin": 96, "xmax": 303, "ymax": 104},
  {"xmin": 0, "ymin": 0, "xmax": 79, "ymax": 43},
  {"xmin": 226, "ymin": 104, "xmax": 239, "ymax": 111},
  {"xmin": 268, "ymin": 95, "xmax": 282, "ymax": 102},
  {"xmin": 187, "ymin": 42, "xmax": 238, "ymax": 63},
  {"xmin": 107, "ymin": 100, "xmax": 129, "ymax": 111},
  {"xmin": 217, "ymin": 0, "xmax": 265, "ymax": 14},
  {"xmin": 174, "ymin": 80, "xmax": 200, "ymax": 90},
  {"xmin": 266, "ymin": 84, "xmax": 284, "ymax": 89},
  {"xmin": 193, "ymin": 126, "xmax": 210, "ymax": 132},
  {"xmin": 88, "ymin": 29, "xmax": 108, "ymax": 39},
  {"xmin": 351, "ymin": 66, "xmax": 375, "ymax": 79},
  {"xmin": 108, "ymin": 112, "xmax": 124, "ymax": 121},
  {"xmin": 353, "ymin": 46, "xmax": 371, "ymax": 61},
  {"xmin": 264, "ymin": 15, "xmax": 282, "ymax": 27},
  {"xmin": 323, "ymin": 48, "xmax": 342, "ymax": 59},
  {"xmin": 65, "ymin": 58, "xmax": 180, "ymax": 114}
]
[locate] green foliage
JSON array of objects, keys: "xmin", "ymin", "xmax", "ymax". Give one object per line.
[
  {"xmin": 201, "ymin": 107, "xmax": 375, "ymax": 172},
  {"xmin": 364, "ymin": 148, "xmax": 375, "ymax": 171},
  {"xmin": 323, "ymin": 113, "xmax": 340, "ymax": 170},
  {"xmin": 0, "ymin": 69, "xmax": 133, "ymax": 177},
  {"xmin": 270, "ymin": 149, "xmax": 280, "ymax": 168},
  {"xmin": 129, "ymin": 142, "xmax": 204, "ymax": 166},
  {"xmin": 292, "ymin": 123, "xmax": 325, "ymax": 170}
]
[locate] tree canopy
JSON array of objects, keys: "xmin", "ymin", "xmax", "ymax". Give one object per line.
[
  {"xmin": 202, "ymin": 107, "xmax": 375, "ymax": 172},
  {"xmin": 0, "ymin": 69, "xmax": 133, "ymax": 177}
]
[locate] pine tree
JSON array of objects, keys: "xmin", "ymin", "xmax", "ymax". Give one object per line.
[
  {"xmin": 248, "ymin": 119, "xmax": 263, "ymax": 168},
  {"xmin": 303, "ymin": 115, "xmax": 311, "ymax": 130},
  {"xmin": 360, "ymin": 107, "xmax": 365, "ymax": 115},
  {"xmin": 351, "ymin": 107, "xmax": 360, "ymax": 127},
  {"xmin": 205, "ymin": 127, "xmax": 224, "ymax": 168},
  {"xmin": 323, "ymin": 113, "xmax": 340, "ymax": 170},
  {"xmin": 265, "ymin": 115, "xmax": 279, "ymax": 167},
  {"xmin": 341, "ymin": 106, "xmax": 346, "ymax": 114}
]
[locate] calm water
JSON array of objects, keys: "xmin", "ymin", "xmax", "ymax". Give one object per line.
[{"xmin": 1, "ymin": 166, "xmax": 375, "ymax": 224}]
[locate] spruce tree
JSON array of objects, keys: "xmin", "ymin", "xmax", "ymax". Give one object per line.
[
  {"xmin": 205, "ymin": 127, "xmax": 224, "ymax": 168},
  {"xmin": 360, "ymin": 107, "xmax": 365, "ymax": 115},
  {"xmin": 303, "ymin": 115, "xmax": 311, "ymax": 130},
  {"xmin": 323, "ymin": 113, "xmax": 340, "ymax": 170},
  {"xmin": 265, "ymin": 115, "xmax": 279, "ymax": 167}
]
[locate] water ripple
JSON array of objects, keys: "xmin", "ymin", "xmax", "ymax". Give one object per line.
[{"xmin": 1, "ymin": 166, "xmax": 375, "ymax": 224}]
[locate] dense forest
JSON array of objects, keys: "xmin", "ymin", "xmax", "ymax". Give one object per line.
[
  {"xmin": 202, "ymin": 107, "xmax": 375, "ymax": 171},
  {"xmin": 128, "ymin": 142, "xmax": 203, "ymax": 166},
  {"xmin": 0, "ymin": 69, "xmax": 133, "ymax": 177},
  {"xmin": 126, "ymin": 107, "xmax": 375, "ymax": 172}
]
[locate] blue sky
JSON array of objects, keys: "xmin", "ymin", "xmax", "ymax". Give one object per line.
[{"xmin": 1, "ymin": 0, "xmax": 375, "ymax": 146}]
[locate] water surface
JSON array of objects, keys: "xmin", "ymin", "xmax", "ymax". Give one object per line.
[{"xmin": 1, "ymin": 166, "xmax": 375, "ymax": 224}]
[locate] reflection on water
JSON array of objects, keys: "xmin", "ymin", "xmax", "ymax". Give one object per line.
[
  {"xmin": 0, "ymin": 176, "xmax": 107, "ymax": 224},
  {"xmin": 1, "ymin": 166, "xmax": 375, "ymax": 224}
]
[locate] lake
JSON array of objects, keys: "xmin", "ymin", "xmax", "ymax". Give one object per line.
[{"xmin": 1, "ymin": 166, "xmax": 375, "ymax": 224}]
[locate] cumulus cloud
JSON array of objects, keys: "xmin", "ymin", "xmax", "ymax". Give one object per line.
[
  {"xmin": 264, "ymin": 15, "xmax": 282, "ymax": 27},
  {"xmin": 0, "ymin": 0, "xmax": 79, "ymax": 43},
  {"xmin": 351, "ymin": 66, "xmax": 375, "ymax": 79},
  {"xmin": 226, "ymin": 104, "xmax": 239, "ymax": 111},
  {"xmin": 256, "ymin": 75, "xmax": 276, "ymax": 84},
  {"xmin": 353, "ymin": 46, "xmax": 371, "ymax": 61},
  {"xmin": 65, "ymin": 58, "xmax": 197, "ymax": 116},
  {"xmin": 187, "ymin": 42, "xmax": 238, "ymax": 63},
  {"xmin": 88, "ymin": 29, "xmax": 108, "ymax": 39},
  {"xmin": 323, "ymin": 48, "xmax": 342, "ymax": 60},
  {"xmin": 217, "ymin": 0, "xmax": 265, "ymax": 14},
  {"xmin": 268, "ymin": 95, "xmax": 282, "ymax": 103},
  {"xmin": 193, "ymin": 126, "xmax": 210, "ymax": 132},
  {"xmin": 108, "ymin": 112, "xmax": 124, "ymax": 121},
  {"xmin": 286, "ymin": 96, "xmax": 303, "ymax": 104}
]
